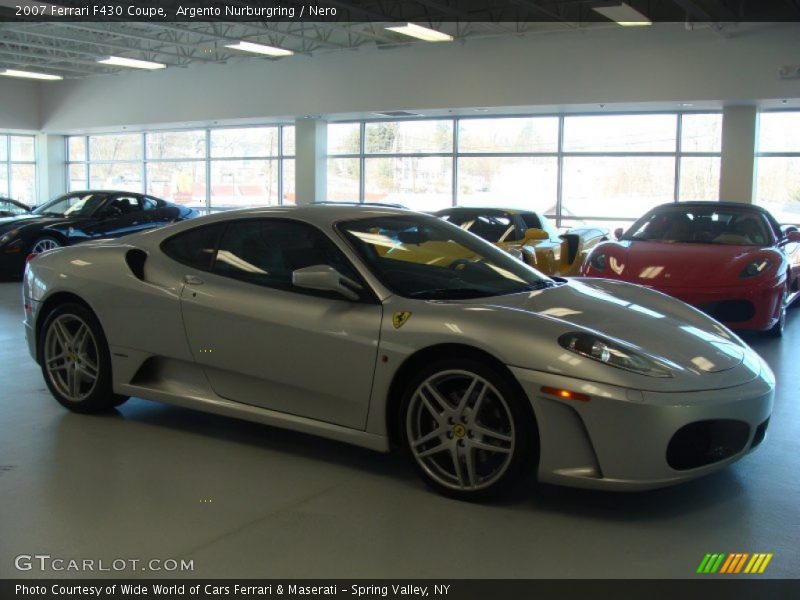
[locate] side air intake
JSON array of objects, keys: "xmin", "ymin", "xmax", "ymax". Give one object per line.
[{"xmin": 125, "ymin": 249, "xmax": 148, "ymax": 281}]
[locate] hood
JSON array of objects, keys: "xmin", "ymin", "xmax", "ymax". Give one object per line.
[
  {"xmin": 446, "ymin": 278, "xmax": 762, "ymax": 392},
  {"xmin": 0, "ymin": 214, "xmax": 74, "ymax": 232},
  {"xmin": 600, "ymin": 241, "xmax": 776, "ymax": 287}
]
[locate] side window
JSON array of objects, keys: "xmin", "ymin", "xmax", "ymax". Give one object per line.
[
  {"xmin": 522, "ymin": 212, "xmax": 559, "ymax": 240},
  {"xmin": 520, "ymin": 213, "xmax": 543, "ymax": 230},
  {"xmin": 211, "ymin": 219, "xmax": 363, "ymax": 298},
  {"xmin": 142, "ymin": 196, "xmax": 160, "ymax": 211},
  {"xmin": 161, "ymin": 224, "xmax": 225, "ymax": 271},
  {"xmin": 106, "ymin": 195, "xmax": 141, "ymax": 215}
]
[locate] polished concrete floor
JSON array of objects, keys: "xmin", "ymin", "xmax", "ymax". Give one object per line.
[{"xmin": 0, "ymin": 280, "xmax": 798, "ymax": 579}]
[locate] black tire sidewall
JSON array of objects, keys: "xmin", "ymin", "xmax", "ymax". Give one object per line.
[{"xmin": 397, "ymin": 357, "xmax": 537, "ymax": 500}]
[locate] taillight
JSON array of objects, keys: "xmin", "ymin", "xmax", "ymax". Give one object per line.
[{"xmin": 25, "ymin": 252, "xmax": 38, "ymax": 265}]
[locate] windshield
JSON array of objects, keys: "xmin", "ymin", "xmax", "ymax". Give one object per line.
[
  {"xmin": 624, "ymin": 206, "xmax": 772, "ymax": 246},
  {"xmin": 33, "ymin": 194, "xmax": 106, "ymax": 218},
  {"xmin": 338, "ymin": 215, "xmax": 554, "ymax": 300}
]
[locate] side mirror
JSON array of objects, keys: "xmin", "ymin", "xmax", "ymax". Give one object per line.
[
  {"xmin": 782, "ymin": 230, "xmax": 800, "ymax": 244},
  {"xmin": 613, "ymin": 227, "xmax": 624, "ymax": 241},
  {"xmin": 523, "ymin": 228, "xmax": 549, "ymax": 241},
  {"xmin": 292, "ymin": 265, "xmax": 363, "ymax": 301}
]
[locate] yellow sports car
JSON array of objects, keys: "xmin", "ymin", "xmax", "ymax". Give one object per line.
[{"xmin": 435, "ymin": 207, "xmax": 608, "ymax": 276}]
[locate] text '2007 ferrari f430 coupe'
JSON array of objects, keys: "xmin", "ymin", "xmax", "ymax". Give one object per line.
[{"xmin": 23, "ymin": 205, "xmax": 774, "ymax": 500}]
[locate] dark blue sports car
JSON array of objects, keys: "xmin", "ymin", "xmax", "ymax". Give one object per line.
[{"xmin": 0, "ymin": 190, "xmax": 197, "ymax": 277}]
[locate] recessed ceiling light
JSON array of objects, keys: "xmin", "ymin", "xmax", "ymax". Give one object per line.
[
  {"xmin": 224, "ymin": 41, "xmax": 294, "ymax": 57},
  {"xmin": 1, "ymin": 69, "xmax": 63, "ymax": 81},
  {"xmin": 385, "ymin": 23, "xmax": 453, "ymax": 42},
  {"xmin": 474, "ymin": 108, "xmax": 489, "ymax": 112},
  {"xmin": 592, "ymin": 3, "xmax": 652, "ymax": 26},
  {"xmin": 97, "ymin": 56, "xmax": 166, "ymax": 70},
  {"xmin": 681, "ymin": 103, "xmax": 695, "ymax": 107},
  {"xmin": 373, "ymin": 111, "xmax": 422, "ymax": 118}
]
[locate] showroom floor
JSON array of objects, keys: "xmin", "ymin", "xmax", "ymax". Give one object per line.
[{"xmin": 0, "ymin": 280, "xmax": 798, "ymax": 579}]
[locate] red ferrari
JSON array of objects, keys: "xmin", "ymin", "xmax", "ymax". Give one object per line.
[{"xmin": 581, "ymin": 202, "xmax": 800, "ymax": 336}]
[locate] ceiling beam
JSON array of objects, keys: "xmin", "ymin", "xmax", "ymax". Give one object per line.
[{"xmin": 0, "ymin": 25, "xmax": 219, "ymax": 63}]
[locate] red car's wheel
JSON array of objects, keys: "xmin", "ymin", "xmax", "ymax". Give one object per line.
[{"xmin": 767, "ymin": 284, "xmax": 788, "ymax": 337}]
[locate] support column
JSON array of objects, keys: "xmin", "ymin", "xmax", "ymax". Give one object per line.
[
  {"xmin": 294, "ymin": 118, "xmax": 327, "ymax": 205},
  {"xmin": 36, "ymin": 133, "xmax": 67, "ymax": 204},
  {"xmin": 719, "ymin": 105, "xmax": 758, "ymax": 203}
]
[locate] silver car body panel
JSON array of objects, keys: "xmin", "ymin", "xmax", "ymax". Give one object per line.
[{"xmin": 23, "ymin": 205, "xmax": 775, "ymax": 490}]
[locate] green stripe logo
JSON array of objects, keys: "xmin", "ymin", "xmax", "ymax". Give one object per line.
[{"xmin": 697, "ymin": 553, "xmax": 773, "ymax": 574}]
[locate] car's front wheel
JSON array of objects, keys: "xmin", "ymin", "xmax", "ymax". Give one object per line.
[
  {"xmin": 399, "ymin": 358, "xmax": 537, "ymax": 500},
  {"xmin": 39, "ymin": 303, "xmax": 128, "ymax": 413},
  {"xmin": 767, "ymin": 284, "xmax": 788, "ymax": 337}
]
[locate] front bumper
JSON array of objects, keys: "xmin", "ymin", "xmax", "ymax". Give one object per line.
[
  {"xmin": 662, "ymin": 280, "xmax": 784, "ymax": 332},
  {"xmin": 510, "ymin": 362, "xmax": 774, "ymax": 491}
]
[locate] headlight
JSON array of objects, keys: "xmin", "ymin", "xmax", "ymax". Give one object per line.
[
  {"xmin": 589, "ymin": 252, "xmax": 607, "ymax": 271},
  {"xmin": 739, "ymin": 259, "xmax": 771, "ymax": 278},
  {"xmin": 0, "ymin": 229, "xmax": 19, "ymax": 246},
  {"xmin": 558, "ymin": 332, "xmax": 672, "ymax": 378}
]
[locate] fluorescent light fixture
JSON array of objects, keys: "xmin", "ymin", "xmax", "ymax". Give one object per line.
[
  {"xmin": 592, "ymin": 3, "xmax": 652, "ymax": 26},
  {"xmin": 385, "ymin": 23, "xmax": 453, "ymax": 42},
  {"xmin": 1, "ymin": 69, "xmax": 63, "ymax": 81},
  {"xmin": 97, "ymin": 56, "xmax": 166, "ymax": 70},
  {"xmin": 224, "ymin": 41, "xmax": 294, "ymax": 57}
]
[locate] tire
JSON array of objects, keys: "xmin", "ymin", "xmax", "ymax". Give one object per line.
[
  {"xmin": 31, "ymin": 236, "xmax": 62, "ymax": 254},
  {"xmin": 767, "ymin": 284, "xmax": 788, "ymax": 338},
  {"xmin": 398, "ymin": 357, "xmax": 537, "ymax": 500},
  {"xmin": 38, "ymin": 302, "xmax": 129, "ymax": 413}
]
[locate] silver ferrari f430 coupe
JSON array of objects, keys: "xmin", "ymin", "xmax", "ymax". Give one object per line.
[{"xmin": 23, "ymin": 205, "xmax": 774, "ymax": 500}]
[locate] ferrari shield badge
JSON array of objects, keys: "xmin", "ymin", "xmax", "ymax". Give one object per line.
[{"xmin": 392, "ymin": 311, "xmax": 412, "ymax": 329}]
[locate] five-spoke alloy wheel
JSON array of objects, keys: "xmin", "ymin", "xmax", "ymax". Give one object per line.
[
  {"xmin": 39, "ymin": 303, "xmax": 128, "ymax": 413},
  {"xmin": 400, "ymin": 358, "xmax": 537, "ymax": 500}
]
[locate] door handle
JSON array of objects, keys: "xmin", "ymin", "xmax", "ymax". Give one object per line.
[{"xmin": 184, "ymin": 275, "xmax": 204, "ymax": 285}]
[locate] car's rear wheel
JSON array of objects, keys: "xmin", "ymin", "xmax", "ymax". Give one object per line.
[
  {"xmin": 31, "ymin": 236, "xmax": 61, "ymax": 254},
  {"xmin": 39, "ymin": 303, "xmax": 128, "ymax": 413},
  {"xmin": 399, "ymin": 358, "xmax": 537, "ymax": 500}
]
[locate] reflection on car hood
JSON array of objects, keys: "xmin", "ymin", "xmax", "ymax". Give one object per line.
[
  {"xmin": 0, "ymin": 214, "xmax": 77, "ymax": 233},
  {"xmin": 460, "ymin": 278, "xmax": 745, "ymax": 375}
]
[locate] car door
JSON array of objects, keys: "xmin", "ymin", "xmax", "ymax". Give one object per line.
[{"xmin": 177, "ymin": 218, "xmax": 383, "ymax": 430}]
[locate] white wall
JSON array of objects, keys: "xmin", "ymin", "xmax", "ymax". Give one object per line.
[
  {"xmin": 0, "ymin": 78, "xmax": 40, "ymax": 131},
  {"xmin": 38, "ymin": 22, "xmax": 800, "ymax": 133}
]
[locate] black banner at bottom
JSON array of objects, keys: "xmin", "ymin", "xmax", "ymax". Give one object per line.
[{"xmin": 3, "ymin": 579, "xmax": 800, "ymax": 600}]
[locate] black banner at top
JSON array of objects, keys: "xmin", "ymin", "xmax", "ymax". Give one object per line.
[{"xmin": 1, "ymin": 0, "xmax": 800, "ymax": 23}]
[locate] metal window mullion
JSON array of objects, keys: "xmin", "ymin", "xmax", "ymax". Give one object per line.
[
  {"xmin": 205, "ymin": 129, "xmax": 211, "ymax": 213},
  {"xmin": 140, "ymin": 133, "xmax": 146, "ymax": 194},
  {"xmin": 452, "ymin": 117, "xmax": 458, "ymax": 207},
  {"xmin": 359, "ymin": 121, "xmax": 365, "ymax": 204},
  {"xmin": 674, "ymin": 113, "xmax": 682, "ymax": 202},
  {"xmin": 278, "ymin": 126, "xmax": 283, "ymax": 206},
  {"xmin": 556, "ymin": 115, "xmax": 565, "ymax": 229}
]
